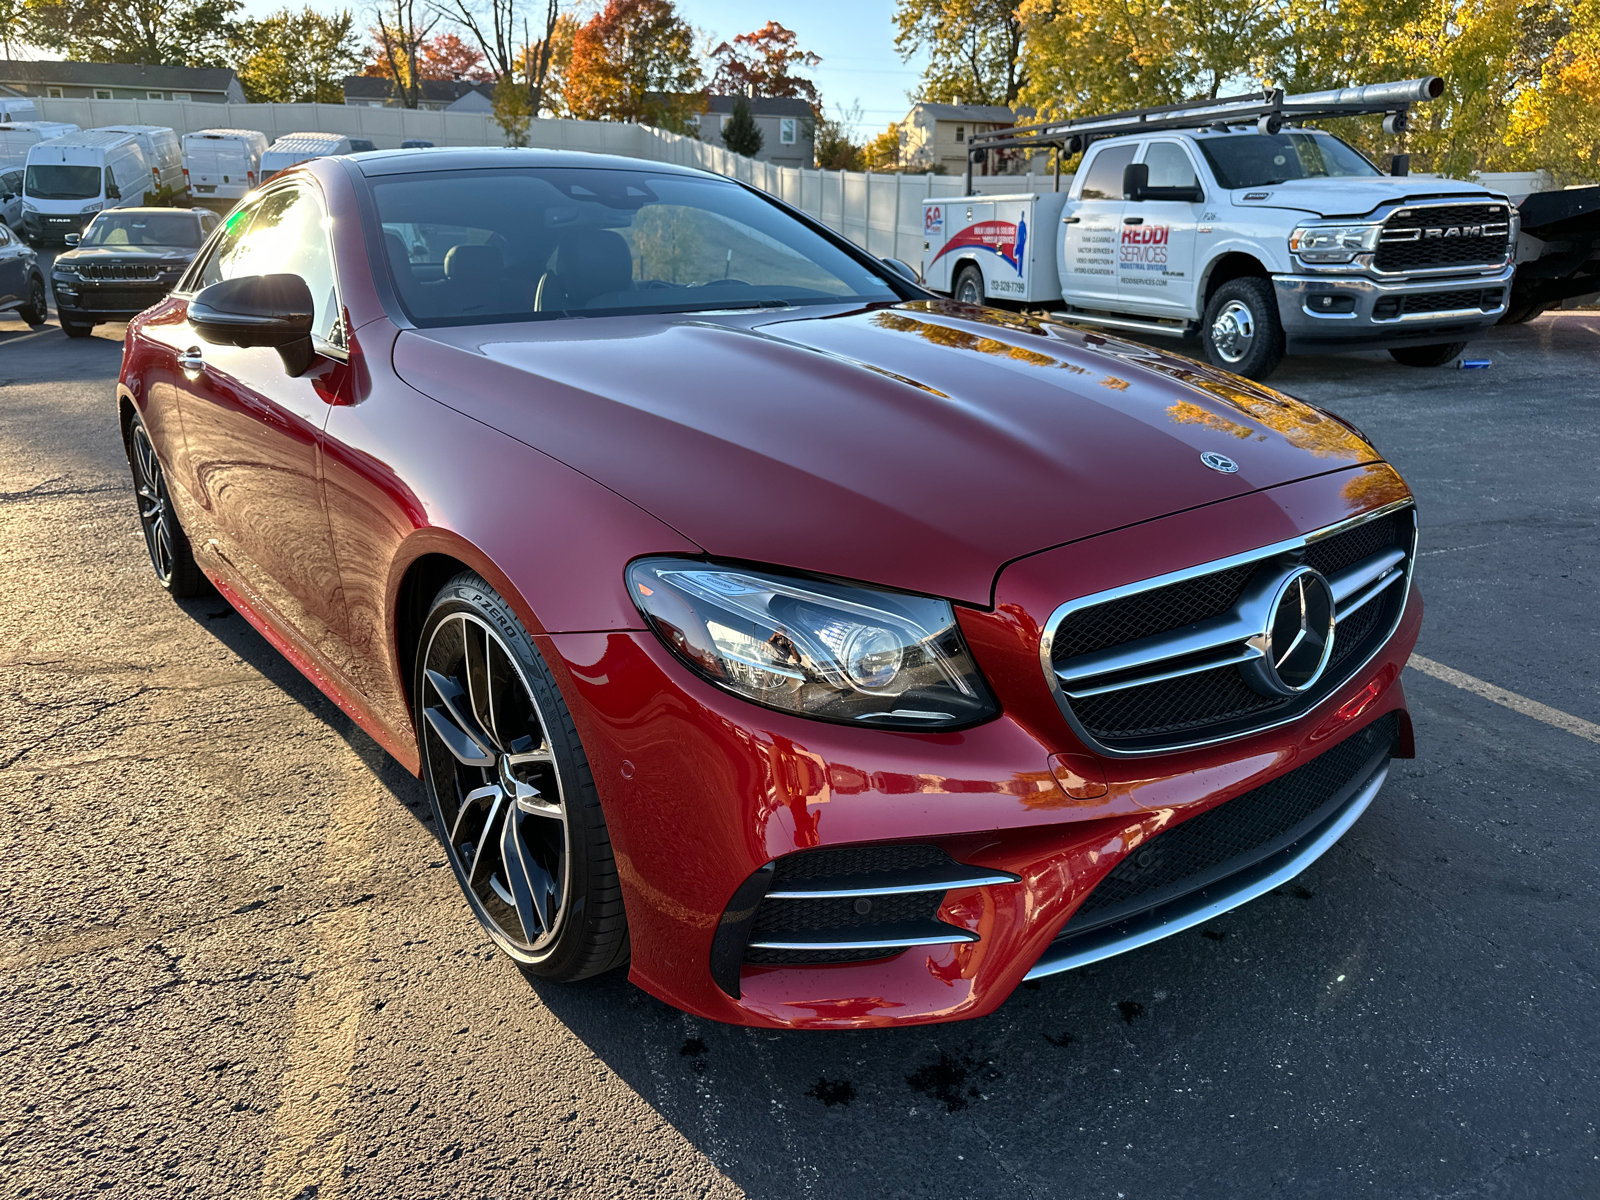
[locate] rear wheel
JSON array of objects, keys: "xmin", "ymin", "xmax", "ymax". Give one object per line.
[
  {"xmin": 62, "ymin": 319, "xmax": 94, "ymax": 338},
  {"xmin": 1389, "ymin": 342, "xmax": 1467, "ymax": 368},
  {"xmin": 128, "ymin": 414, "xmax": 205, "ymax": 596},
  {"xmin": 415, "ymin": 573, "xmax": 629, "ymax": 981},
  {"xmin": 953, "ymin": 263, "xmax": 985, "ymax": 305},
  {"xmin": 18, "ymin": 274, "xmax": 47, "ymax": 325},
  {"xmin": 1201, "ymin": 277, "xmax": 1285, "ymax": 380}
]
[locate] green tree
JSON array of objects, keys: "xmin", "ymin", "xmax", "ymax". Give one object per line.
[
  {"xmin": 0, "ymin": 0, "xmax": 30, "ymax": 60},
  {"xmin": 813, "ymin": 100, "xmax": 863, "ymax": 168},
  {"xmin": 492, "ymin": 70, "xmax": 534, "ymax": 144},
  {"xmin": 26, "ymin": 0, "xmax": 241, "ymax": 66},
  {"xmin": 719, "ymin": 93, "xmax": 763, "ymax": 155},
  {"xmin": 233, "ymin": 6, "xmax": 362, "ymax": 103},
  {"xmin": 895, "ymin": 0, "xmax": 1028, "ymax": 105}
]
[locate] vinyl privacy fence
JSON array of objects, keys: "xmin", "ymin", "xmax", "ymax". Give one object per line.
[{"xmin": 34, "ymin": 96, "xmax": 1070, "ymax": 266}]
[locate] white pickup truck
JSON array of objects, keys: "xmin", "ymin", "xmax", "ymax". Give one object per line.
[{"xmin": 920, "ymin": 82, "xmax": 1518, "ymax": 378}]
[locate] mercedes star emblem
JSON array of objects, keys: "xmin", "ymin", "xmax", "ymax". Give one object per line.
[
  {"xmin": 1241, "ymin": 567, "xmax": 1337, "ymax": 697},
  {"xmin": 1200, "ymin": 451, "xmax": 1239, "ymax": 474}
]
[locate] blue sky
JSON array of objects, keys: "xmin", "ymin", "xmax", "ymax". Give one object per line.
[{"xmin": 228, "ymin": 0, "xmax": 926, "ymax": 138}]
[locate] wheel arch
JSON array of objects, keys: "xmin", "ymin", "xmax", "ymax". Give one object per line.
[
  {"xmin": 951, "ymin": 255, "xmax": 985, "ymax": 294},
  {"xmin": 1200, "ymin": 252, "xmax": 1271, "ymax": 309}
]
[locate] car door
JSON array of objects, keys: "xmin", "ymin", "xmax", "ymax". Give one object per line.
[
  {"xmin": 1119, "ymin": 140, "xmax": 1204, "ymax": 316},
  {"xmin": 1059, "ymin": 142, "xmax": 1133, "ymax": 308},
  {"xmin": 0, "ymin": 222, "xmax": 23, "ymax": 304},
  {"xmin": 1, "ymin": 169, "xmax": 23, "ymax": 229},
  {"xmin": 162, "ymin": 183, "xmax": 352, "ymax": 668}
]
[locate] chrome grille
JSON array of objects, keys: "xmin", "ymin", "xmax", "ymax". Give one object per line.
[
  {"xmin": 1044, "ymin": 504, "xmax": 1415, "ymax": 755},
  {"xmin": 1374, "ymin": 202, "xmax": 1512, "ymax": 272}
]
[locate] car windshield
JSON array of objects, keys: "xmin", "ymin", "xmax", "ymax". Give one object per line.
[
  {"xmin": 81, "ymin": 212, "xmax": 201, "ymax": 247},
  {"xmin": 370, "ymin": 167, "xmax": 900, "ymax": 326},
  {"xmin": 24, "ymin": 163, "xmax": 101, "ymax": 200},
  {"xmin": 1196, "ymin": 131, "xmax": 1380, "ymax": 190}
]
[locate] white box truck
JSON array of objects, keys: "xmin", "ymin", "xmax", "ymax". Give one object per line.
[
  {"xmin": 183, "ymin": 128, "xmax": 269, "ymax": 207},
  {"xmin": 99, "ymin": 125, "xmax": 185, "ymax": 205},
  {"xmin": 0, "ymin": 122, "xmax": 82, "ymax": 169},
  {"xmin": 922, "ymin": 79, "xmax": 1518, "ymax": 378},
  {"xmin": 260, "ymin": 132, "xmax": 353, "ymax": 181},
  {"xmin": 21, "ymin": 129, "xmax": 150, "ymax": 242}
]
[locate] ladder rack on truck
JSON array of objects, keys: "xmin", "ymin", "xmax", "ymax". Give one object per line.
[{"xmin": 963, "ymin": 78, "xmax": 1443, "ymax": 193}]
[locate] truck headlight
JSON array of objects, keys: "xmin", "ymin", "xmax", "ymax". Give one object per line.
[
  {"xmin": 22, "ymin": 200, "xmax": 37, "ymax": 213},
  {"xmin": 629, "ymin": 557, "xmax": 999, "ymax": 729},
  {"xmin": 80, "ymin": 201, "xmax": 103, "ymax": 215},
  {"xmin": 1289, "ymin": 223, "xmax": 1381, "ymax": 264}
]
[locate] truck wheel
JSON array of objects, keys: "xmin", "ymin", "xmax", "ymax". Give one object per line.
[
  {"xmin": 954, "ymin": 264, "xmax": 985, "ymax": 305},
  {"xmin": 1201, "ymin": 278, "xmax": 1285, "ymax": 380},
  {"xmin": 1389, "ymin": 342, "xmax": 1467, "ymax": 368}
]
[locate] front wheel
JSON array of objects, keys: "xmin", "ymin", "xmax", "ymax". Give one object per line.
[
  {"xmin": 18, "ymin": 274, "xmax": 47, "ymax": 325},
  {"xmin": 1389, "ymin": 342, "xmax": 1467, "ymax": 368},
  {"xmin": 128, "ymin": 414, "xmax": 205, "ymax": 596},
  {"xmin": 953, "ymin": 263, "xmax": 985, "ymax": 306},
  {"xmin": 415, "ymin": 573, "xmax": 629, "ymax": 981},
  {"xmin": 1201, "ymin": 277, "xmax": 1285, "ymax": 380}
]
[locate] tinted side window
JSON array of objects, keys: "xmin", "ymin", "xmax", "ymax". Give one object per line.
[
  {"xmin": 1079, "ymin": 144, "xmax": 1137, "ymax": 200},
  {"xmin": 233, "ymin": 186, "xmax": 343, "ymax": 348},
  {"xmin": 1144, "ymin": 142, "xmax": 1198, "ymax": 189}
]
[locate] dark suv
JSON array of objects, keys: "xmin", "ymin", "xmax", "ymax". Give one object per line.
[{"xmin": 52, "ymin": 206, "xmax": 220, "ymax": 337}]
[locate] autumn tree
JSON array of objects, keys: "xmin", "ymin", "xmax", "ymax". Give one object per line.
[
  {"xmin": 26, "ymin": 0, "xmax": 242, "ymax": 67},
  {"xmin": 895, "ymin": 0, "xmax": 1027, "ymax": 106},
  {"xmin": 0, "ymin": 0, "xmax": 30, "ymax": 60},
  {"xmin": 1508, "ymin": 0, "xmax": 1600, "ymax": 181},
  {"xmin": 563, "ymin": 0, "xmax": 702, "ymax": 130},
  {"xmin": 235, "ymin": 6, "xmax": 363, "ymax": 102},
  {"xmin": 371, "ymin": 0, "xmax": 439, "ymax": 107},
  {"xmin": 708, "ymin": 21, "xmax": 820, "ymax": 107},
  {"xmin": 813, "ymin": 100, "xmax": 864, "ymax": 169}
]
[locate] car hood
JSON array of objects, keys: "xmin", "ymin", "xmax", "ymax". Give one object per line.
[
  {"xmin": 57, "ymin": 245, "xmax": 196, "ymax": 265},
  {"xmin": 393, "ymin": 301, "xmax": 1379, "ymax": 606},
  {"xmin": 1235, "ymin": 176, "xmax": 1496, "ymax": 217}
]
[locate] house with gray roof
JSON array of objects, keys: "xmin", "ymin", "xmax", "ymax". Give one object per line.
[
  {"xmin": 685, "ymin": 96, "xmax": 815, "ymax": 169},
  {"xmin": 0, "ymin": 60, "xmax": 244, "ymax": 104},
  {"xmin": 900, "ymin": 101, "xmax": 1043, "ymax": 175},
  {"xmin": 342, "ymin": 76, "xmax": 496, "ymax": 113}
]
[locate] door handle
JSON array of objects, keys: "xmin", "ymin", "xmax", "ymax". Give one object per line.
[
  {"xmin": 178, "ymin": 346, "xmax": 205, "ymax": 377},
  {"xmin": 1062, "ymin": 216, "xmax": 1080, "ymax": 224},
  {"xmin": 1123, "ymin": 217, "xmax": 1144, "ymax": 225}
]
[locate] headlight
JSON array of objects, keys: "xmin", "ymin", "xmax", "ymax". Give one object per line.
[
  {"xmin": 1289, "ymin": 223, "xmax": 1381, "ymax": 263},
  {"xmin": 628, "ymin": 557, "xmax": 999, "ymax": 729},
  {"xmin": 53, "ymin": 266, "xmax": 77, "ymax": 278},
  {"xmin": 22, "ymin": 200, "xmax": 37, "ymax": 213},
  {"xmin": 80, "ymin": 201, "xmax": 103, "ymax": 215}
]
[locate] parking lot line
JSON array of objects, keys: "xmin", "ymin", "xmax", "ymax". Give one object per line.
[{"xmin": 1409, "ymin": 654, "xmax": 1600, "ymax": 745}]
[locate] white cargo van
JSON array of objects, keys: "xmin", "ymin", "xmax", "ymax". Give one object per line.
[
  {"xmin": 182, "ymin": 129, "xmax": 268, "ymax": 206},
  {"xmin": 100, "ymin": 125, "xmax": 184, "ymax": 204},
  {"xmin": 0, "ymin": 122, "xmax": 82, "ymax": 169},
  {"xmin": 21, "ymin": 129, "xmax": 150, "ymax": 242},
  {"xmin": 260, "ymin": 132, "xmax": 352, "ymax": 181},
  {"xmin": 0, "ymin": 97, "xmax": 38, "ymax": 123}
]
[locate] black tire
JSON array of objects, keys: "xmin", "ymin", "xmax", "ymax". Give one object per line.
[
  {"xmin": 1201, "ymin": 276, "xmax": 1285, "ymax": 380},
  {"xmin": 18, "ymin": 273, "xmax": 47, "ymax": 326},
  {"xmin": 62, "ymin": 320, "xmax": 95, "ymax": 338},
  {"xmin": 1389, "ymin": 342, "xmax": 1468, "ymax": 368},
  {"xmin": 415, "ymin": 572, "xmax": 628, "ymax": 982},
  {"xmin": 1498, "ymin": 302, "xmax": 1549, "ymax": 326},
  {"xmin": 127, "ymin": 413, "xmax": 205, "ymax": 596},
  {"xmin": 953, "ymin": 263, "xmax": 985, "ymax": 305}
]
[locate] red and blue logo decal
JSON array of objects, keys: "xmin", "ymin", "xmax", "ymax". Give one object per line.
[{"xmin": 930, "ymin": 215, "xmax": 1027, "ymax": 276}]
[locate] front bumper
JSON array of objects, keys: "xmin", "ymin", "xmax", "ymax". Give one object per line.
[
  {"xmin": 22, "ymin": 211, "xmax": 93, "ymax": 241},
  {"xmin": 54, "ymin": 281, "xmax": 170, "ymax": 322},
  {"xmin": 544, "ymin": 466, "xmax": 1422, "ymax": 1029},
  {"xmin": 1274, "ymin": 264, "xmax": 1515, "ymax": 351}
]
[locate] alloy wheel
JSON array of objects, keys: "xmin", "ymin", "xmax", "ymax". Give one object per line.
[
  {"xmin": 1210, "ymin": 299, "xmax": 1256, "ymax": 364},
  {"xmin": 956, "ymin": 272, "xmax": 982, "ymax": 304},
  {"xmin": 419, "ymin": 613, "xmax": 571, "ymax": 958},
  {"xmin": 130, "ymin": 422, "xmax": 178, "ymax": 585}
]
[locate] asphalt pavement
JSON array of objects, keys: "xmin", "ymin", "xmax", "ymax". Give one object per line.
[{"xmin": 1, "ymin": 308, "xmax": 1596, "ymax": 1199}]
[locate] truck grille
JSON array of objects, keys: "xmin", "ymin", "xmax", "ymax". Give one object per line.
[
  {"xmin": 1374, "ymin": 202, "xmax": 1512, "ymax": 272},
  {"xmin": 1058, "ymin": 712, "xmax": 1398, "ymax": 939},
  {"xmin": 1045, "ymin": 505, "xmax": 1414, "ymax": 754},
  {"xmin": 1396, "ymin": 288, "xmax": 1505, "ymax": 315}
]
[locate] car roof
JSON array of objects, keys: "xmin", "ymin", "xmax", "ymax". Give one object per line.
[{"xmin": 347, "ymin": 145, "xmax": 713, "ymax": 180}]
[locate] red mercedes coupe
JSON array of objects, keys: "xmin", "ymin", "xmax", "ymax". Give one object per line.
[{"xmin": 118, "ymin": 149, "xmax": 1419, "ymax": 1029}]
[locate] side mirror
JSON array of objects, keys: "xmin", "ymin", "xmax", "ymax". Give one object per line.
[
  {"xmin": 107, "ymin": 184, "xmax": 120, "ymax": 200},
  {"xmin": 189, "ymin": 274, "xmax": 316, "ymax": 376},
  {"xmin": 1123, "ymin": 162, "xmax": 1149, "ymax": 201},
  {"xmin": 880, "ymin": 256, "xmax": 920, "ymax": 284},
  {"xmin": 1, "ymin": 192, "xmax": 13, "ymax": 202},
  {"xmin": 64, "ymin": 232, "xmax": 80, "ymax": 246}
]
